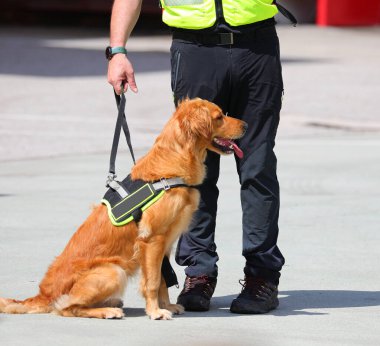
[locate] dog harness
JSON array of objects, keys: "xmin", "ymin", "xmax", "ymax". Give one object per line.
[{"xmin": 102, "ymin": 175, "xmax": 187, "ymax": 227}]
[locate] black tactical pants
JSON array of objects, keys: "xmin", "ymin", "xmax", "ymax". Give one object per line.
[{"xmin": 171, "ymin": 23, "xmax": 285, "ymax": 285}]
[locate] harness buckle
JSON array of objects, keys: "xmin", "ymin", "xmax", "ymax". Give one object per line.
[
  {"xmin": 106, "ymin": 173, "xmax": 117, "ymax": 188},
  {"xmin": 160, "ymin": 178, "xmax": 171, "ymax": 191}
]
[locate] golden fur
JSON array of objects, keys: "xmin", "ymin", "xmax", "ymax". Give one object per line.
[{"xmin": 0, "ymin": 98, "xmax": 246, "ymax": 320}]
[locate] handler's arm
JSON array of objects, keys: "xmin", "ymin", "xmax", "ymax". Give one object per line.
[{"xmin": 107, "ymin": 0, "xmax": 142, "ymax": 94}]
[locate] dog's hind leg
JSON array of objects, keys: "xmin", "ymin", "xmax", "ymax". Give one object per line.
[
  {"xmin": 98, "ymin": 298, "xmax": 124, "ymax": 308},
  {"xmin": 54, "ymin": 263, "xmax": 126, "ymax": 319}
]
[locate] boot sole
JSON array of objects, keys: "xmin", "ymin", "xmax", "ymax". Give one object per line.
[
  {"xmin": 230, "ymin": 297, "xmax": 279, "ymax": 314},
  {"xmin": 177, "ymin": 296, "xmax": 210, "ymax": 312}
]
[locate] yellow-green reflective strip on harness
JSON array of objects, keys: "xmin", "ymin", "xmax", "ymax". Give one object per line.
[
  {"xmin": 102, "ymin": 190, "xmax": 166, "ymax": 227},
  {"xmin": 112, "ymin": 183, "xmax": 155, "ymax": 221}
]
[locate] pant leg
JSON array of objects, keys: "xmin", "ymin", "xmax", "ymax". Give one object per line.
[
  {"xmin": 229, "ymin": 25, "xmax": 285, "ymax": 285},
  {"xmin": 171, "ymin": 40, "xmax": 230, "ymax": 278},
  {"xmin": 176, "ymin": 151, "xmax": 221, "ymax": 277}
]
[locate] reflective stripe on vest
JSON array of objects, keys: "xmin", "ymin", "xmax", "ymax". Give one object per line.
[{"xmin": 160, "ymin": 0, "xmax": 278, "ymax": 29}]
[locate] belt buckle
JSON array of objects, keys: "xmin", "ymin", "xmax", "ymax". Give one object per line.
[{"xmin": 218, "ymin": 33, "xmax": 234, "ymax": 45}]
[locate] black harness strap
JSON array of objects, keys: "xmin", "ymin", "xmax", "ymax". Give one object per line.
[{"xmin": 273, "ymin": 0, "xmax": 297, "ymax": 26}]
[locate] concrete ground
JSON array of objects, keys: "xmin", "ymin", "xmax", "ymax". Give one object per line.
[{"xmin": 0, "ymin": 24, "xmax": 379, "ymax": 346}]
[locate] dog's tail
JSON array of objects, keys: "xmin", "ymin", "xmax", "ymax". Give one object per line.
[{"xmin": 0, "ymin": 295, "xmax": 52, "ymax": 314}]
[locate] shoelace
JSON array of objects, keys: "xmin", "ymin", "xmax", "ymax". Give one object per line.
[
  {"xmin": 238, "ymin": 277, "xmax": 274, "ymax": 299},
  {"xmin": 184, "ymin": 275, "xmax": 215, "ymax": 297}
]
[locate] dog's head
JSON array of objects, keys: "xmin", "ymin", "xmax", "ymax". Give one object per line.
[{"xmin": 174, "ymin": 98, "xmax": 247, "ymax": 158}]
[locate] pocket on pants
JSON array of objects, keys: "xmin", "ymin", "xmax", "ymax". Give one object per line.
[{"xmin": 170, "ymin": 46, "xmax": 182, "ymax": 96}]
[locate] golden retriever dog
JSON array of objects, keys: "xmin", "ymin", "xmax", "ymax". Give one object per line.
[{"xmin": 0, "ymin": 98, "xmax": 247, "ymax": 320}]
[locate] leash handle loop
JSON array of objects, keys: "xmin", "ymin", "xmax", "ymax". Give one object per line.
[{"xmin": 108, "ymin": 91, "xmax": 136, "ymax": 179}]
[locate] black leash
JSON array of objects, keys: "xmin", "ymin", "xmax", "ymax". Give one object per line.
[
  {"xmin": 273, "ymin": 0, "xmax": 298, "ymax": 26},
  {"xmin": 107, "ymin": 91, "xmax": 136, "ymax": 183}
]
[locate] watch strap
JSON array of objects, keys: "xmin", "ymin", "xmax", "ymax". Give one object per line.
[{"xmin": 110, "ymin": 47, "xmax": 127, "ymax": 55}]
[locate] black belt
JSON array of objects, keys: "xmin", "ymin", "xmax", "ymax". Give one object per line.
[{"xmin": 172, "ymin": 19, "xmax": 276, "ymax": 46}]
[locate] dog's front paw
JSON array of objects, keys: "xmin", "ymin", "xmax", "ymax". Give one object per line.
[
  {"xmin": 166, "ymin": 304, "xmax": 184, "ymax": 315},
  {"xmin": 148, "ymin": 308, "xmax": 173, "ymax": 320}
]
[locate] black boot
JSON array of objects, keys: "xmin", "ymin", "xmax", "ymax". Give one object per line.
[
  {"xmin": 230, "ymin": 276, "xmax": 279, "ymax": 314},
  {"xmin": 177, "ymin": 275, "xmax": 217, "ymax": 311}
]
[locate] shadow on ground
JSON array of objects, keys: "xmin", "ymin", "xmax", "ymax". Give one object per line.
[{"xmin": 144, "ymin": 290, "xmax": 380, "ymax": 318}]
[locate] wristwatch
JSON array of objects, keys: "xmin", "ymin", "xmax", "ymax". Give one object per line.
[{"xmin": 105, "ymin": 46, "xmax": 127, "ymax": 61}]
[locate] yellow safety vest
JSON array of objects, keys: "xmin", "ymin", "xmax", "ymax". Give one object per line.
[{"xmin": 160, "ymin": 0, "xmax": 278, "ymax": 30}]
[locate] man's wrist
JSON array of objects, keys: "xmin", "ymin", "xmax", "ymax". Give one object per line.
[{"xmin": 105, "ymin": 46, "xmax": 128, "ymax": 61}]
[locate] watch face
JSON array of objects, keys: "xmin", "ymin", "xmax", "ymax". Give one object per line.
[{"xmin": 105, "ymin": 46, "xmax": 112, "ymax": 60}]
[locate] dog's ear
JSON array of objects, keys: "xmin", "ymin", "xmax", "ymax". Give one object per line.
[{"xmin": 177, "ymin": 100, "xmax": 212, "ymax": 141}]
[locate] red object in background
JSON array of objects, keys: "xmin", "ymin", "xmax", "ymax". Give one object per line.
[{"xmin": 317, "ymin": 0, "xmax": 380, "ymax": 26}]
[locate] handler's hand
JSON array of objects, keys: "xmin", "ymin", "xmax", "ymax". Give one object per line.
[{"xmin": 107, "ymin": 54, "xmax": 138, "ymax": 94}]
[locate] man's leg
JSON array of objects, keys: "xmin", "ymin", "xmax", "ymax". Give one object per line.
[
  {"xmin": 170, "ymin": 39, "xmax": 230, "ymax": 310},
  {"xmin": 175, "ymin": 151, "xmax": 220, "ymax": 278},
  {"xmin": 175, "ymin": 151, "xmax": 220, "ymax": 311},
  {"xmin": 228, "ymin": 25, "xmax": 285, "ymax": 313}
]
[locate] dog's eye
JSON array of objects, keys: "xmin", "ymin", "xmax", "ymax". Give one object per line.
[{"xmin": 216, "ymin": 115, "xmax": 224, "ymax": 120}]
